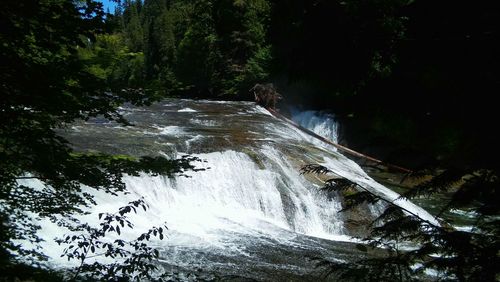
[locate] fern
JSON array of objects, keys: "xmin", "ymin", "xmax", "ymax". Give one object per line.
[
  {"xmin": 302, "ymin": 163, "xmax": 500, "ymax": 281},
  {"xmin": 300, "ymin": 164, "xmax": 332, "ymax": 175},
  {"xmin": 403, "ymin": 168, "xmax": 465, "ymax": 199},
  {"xmin": 323, "ymin": 178, "xmax": 359, "ymax": 192}
]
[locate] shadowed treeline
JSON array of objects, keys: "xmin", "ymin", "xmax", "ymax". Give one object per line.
[{"xmin": 92, "ymin": 0, "xmax": 500, "ymax": 168}]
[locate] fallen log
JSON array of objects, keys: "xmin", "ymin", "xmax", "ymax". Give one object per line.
[{"xmin": 266, "ymin": 107, "xmax": 412, "ymax": 173}]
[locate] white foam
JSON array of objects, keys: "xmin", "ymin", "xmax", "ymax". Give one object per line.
[
  {"xmin": 291, "ymin": 110, "xmax": 339, "ymax": 143},
  {"xmin": 178, "ymin": 108, "xmax": 197, "ymax": 112}
]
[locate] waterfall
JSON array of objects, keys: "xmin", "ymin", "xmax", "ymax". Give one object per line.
[
  {"xmin": 291, "ymin": 110, "xmax": 338, "ymax": 144},
  {"xmin": 97, "ymin": 148, "xmax": 346, "ymax": 241},
  {"xmin": 289, "ymin": 109, "xmax": 439, "ymax": 226},
  {"xmin": 24, "ymin": 99, "xmax": 436, "ymax": 278}
]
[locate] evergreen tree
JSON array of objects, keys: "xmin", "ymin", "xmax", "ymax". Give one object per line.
[
  {"xmin": 122, "ymin": 0, "xmax": 144, "ymax": 52},
  {"xmin": 142, "ymin": 0, "xmax": 167, "ymax": 80},
  {"xmin": 214, "ymin": 0, "xmax": 272, "ymax": 95},
  {"xmin": 175, "ymin": 0, "xmax": 221, "ymax": 96},
  {"xmin": 116, "ymin": 0, "xmax": 273, "ymax": 97}
]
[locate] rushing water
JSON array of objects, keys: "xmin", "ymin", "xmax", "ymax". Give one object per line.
[
  {"xmin": 29, "ymin": 99, "xmax": 436, "ymax": 280},
  {"xmin": 291, "ymin": 110, "xmax": 339, "ymax": 144}
]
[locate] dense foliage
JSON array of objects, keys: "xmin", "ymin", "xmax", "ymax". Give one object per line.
[
  {"xmin": 0, "ymin": 0, "xmax": 198, "ymax": 280},
  {"xmin": 97, "ymin": 0, "xmax": 408, "ymax": 101},
  {"xmin": 97, "ymin": 0, "xmax": 273, "ymax": 97}
]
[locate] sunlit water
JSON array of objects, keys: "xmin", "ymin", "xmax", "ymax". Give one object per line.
[
  {"xmin": 291, "ymin": 109, "xmax": 339, "ymax": 144},
  {"xmin": 25, "ymin": 99, "xmax": 437, "ymax": 280}
]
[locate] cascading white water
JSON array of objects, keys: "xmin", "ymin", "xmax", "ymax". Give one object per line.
[
  {"xmin": 289, "ymin": 109, "xmax": 439, "ymax": 226},
  {"xmin": 25, "ymin": 99, "xmax": 437, "ymax": 279},
  {"xmin": 291, "ymin": 110, "xmax": 338, "ymax": 144}
]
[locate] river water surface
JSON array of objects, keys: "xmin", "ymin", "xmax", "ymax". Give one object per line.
[{"xmin": 31, "ymin": 99, "xmax": 437, "ymax": 280}]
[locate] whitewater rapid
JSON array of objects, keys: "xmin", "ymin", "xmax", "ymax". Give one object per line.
[{"xmin": 25, "ymin": 99, "xmax": 437, "ymax": 279}]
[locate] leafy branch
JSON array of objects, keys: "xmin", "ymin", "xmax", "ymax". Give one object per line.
[{"xmin": 56, "ymin": 198, "xmax": 167, "ymax": 281}]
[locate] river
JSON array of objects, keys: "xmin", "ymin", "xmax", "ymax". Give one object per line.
[{"xmin": 29, "ymin": 99, "xmax": 436, "ymax": 280}]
